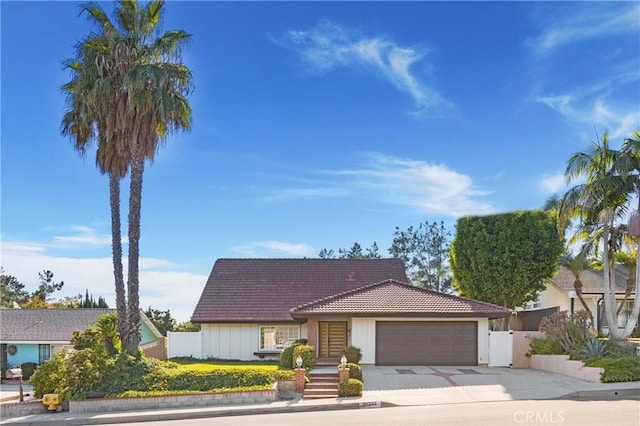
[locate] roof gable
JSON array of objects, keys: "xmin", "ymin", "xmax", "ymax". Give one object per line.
[
  {"xmin": 290, "ymin": 280, "xmax": 512, "ymax": 318},
  {"xmin": 191, "ymin": 258, "xmax": 409, "ymax": 323}
]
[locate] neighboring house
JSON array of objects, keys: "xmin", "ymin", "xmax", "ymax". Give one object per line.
[
  {"xmin": 0, "ymin": 308, "xmax": 164, "ymax": 370},
  {"xmin": 527, "ymin": 266, "xmax": 637, "ymax": 332},
  {"xmin": 191, "ymin": 258, "xmax": 511, "ymax": 366}
]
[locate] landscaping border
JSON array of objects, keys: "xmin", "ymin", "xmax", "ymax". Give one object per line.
[{"xmin": 530, "ymin": 354, "xmax": 603, "ymax": 383}]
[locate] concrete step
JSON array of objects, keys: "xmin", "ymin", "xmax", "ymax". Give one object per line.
[
  {"xmin": 306, "ymin": 382, "xmax": 338, "ymax": 390},
  {"xmin": 310, "ymin": 373, "xmax": 339, "ymax": 380},
  {"xmin": 302, "ymin": 388, "xmax": 339, "ymax": 399}
]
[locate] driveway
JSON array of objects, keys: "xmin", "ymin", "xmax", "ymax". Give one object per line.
[{"xmin": 360, "ymin": 366, "xmax": 640, "ymax": 405}]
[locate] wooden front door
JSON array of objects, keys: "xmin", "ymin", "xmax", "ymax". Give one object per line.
[{"xmin": 318, "ymin": 321, "xmax": 348, "ymax": 360}]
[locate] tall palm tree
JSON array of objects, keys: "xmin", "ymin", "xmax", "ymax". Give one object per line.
[
  {"xmin": 63, "ymin": 0, "xmax": 192, "ymax": 353},
  {"xmin": 62, "ymin": 33, "xmax": 129, "ymax": 344},
  {"xmin": 560, "ymin": 131, "xmax": 632, "ymax": 340}
]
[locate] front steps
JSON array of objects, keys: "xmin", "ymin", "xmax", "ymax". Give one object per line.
[{"xmin": 302, "ymin": 371, "xmax": 339, "ymax": 399}]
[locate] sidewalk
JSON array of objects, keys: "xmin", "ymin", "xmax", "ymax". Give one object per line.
[{"xmin": 1, "ymin": 369, "xmax": 639, "ymax": 426}]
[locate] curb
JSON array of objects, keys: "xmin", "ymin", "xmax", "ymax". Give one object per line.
[
  {"xmin": 1, "ymin": 400, "xmax": 395, "ymax": 426},
  {"xmin": 558, "ymin": 388, "xmax": 640, "ymax": 400}
]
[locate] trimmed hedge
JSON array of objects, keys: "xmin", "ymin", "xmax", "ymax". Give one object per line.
[
  {"xmin": 279, "ymin": 339, "xmax": 307, "ymax": 369},
  {"xmin": 292, "ymin": 345, "xmax": 314, "ymax": 370},
  {"xmin": 119, "ymin": 385, "xmax": 272, "ymax": 398},
  {"xmin": 340, "ymin": 346, "xmax": 362, "ymax": 364},
  {"xmin": 346, "ymin": 363, "xmax": 362, "ymax": 381},
  {"xmin": 338, "ymin": 378, "xmax": 363, "ymax": 397},
  {"xmin": 143, "ymin": 368, "xmax": 294, "ymax": 392}
]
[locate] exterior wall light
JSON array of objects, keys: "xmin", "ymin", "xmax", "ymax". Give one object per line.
[{"xmin": 296, "ymin": 355, "xmax": 303, "ymax": 369}]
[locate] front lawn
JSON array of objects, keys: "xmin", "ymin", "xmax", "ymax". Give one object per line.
[{"xmin": 169, "ymin": 357, "xmax": 280, "ymax": 371}]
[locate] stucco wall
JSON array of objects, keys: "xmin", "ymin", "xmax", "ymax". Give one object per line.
[
  {"xmin": 512, "ymin": 331, "xmax": 543, "ymax": 368},
  {"xmin": 351, "ymin": 317, "xmax": 490, "ymax": 365}
]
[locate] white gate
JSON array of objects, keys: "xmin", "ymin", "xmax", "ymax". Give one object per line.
[{"xmin": 488, "ymin": 331, "xmax": 513, "ymax": 367}]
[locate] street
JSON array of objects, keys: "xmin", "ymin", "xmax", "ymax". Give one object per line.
[{"xmin": 101, "ymin": 398, "xmax": 640, "ymax": 426}]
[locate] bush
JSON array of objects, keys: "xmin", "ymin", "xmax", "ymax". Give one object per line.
[
  {"xmin": 30, "ymin": 351, "xmax": 69, "ymax": 399},
  {"xmin": 340, "ymin": 346, "xmax": 362, "ymax": 364},
  {"xmin": 292, "ymin": 345, "xmax": 314, "ymax": 369},
  {"xmin": 95, "ymin": 353, "xmax": 165, "ymax": 396},
  {"xmin": 584, "ymin": 356, "xmax": 640, "ymax": 383},
  {"xmin": 539, "ymin": 310, "xmax": 591, "ymax": 353},
  {"xmin": 630, "ymin": 328, "xmax": 640, "ymax": 339},
  {"xmin": 143, "ymin": 367, "xmax": 294, "ymax": 392},
  {"xmin": 527, "ymin": 337, "xmax": 565, "ymax": 356},
  {"xmin": 346, "ymin": 363, "xmax": 362, "ymax": 381},
  {"xmin": 338, "ymin": 378, "xmax": 363, "ymax": 397},
  {"xmin": 20, "ymin": 362, "xmax": 38, "ymax": 380},
  {"xmin": 279, "ymin": 340, "xmax": 307, "ymax": 370}
]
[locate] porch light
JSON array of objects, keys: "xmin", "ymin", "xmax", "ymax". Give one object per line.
[
  {"xmin": 340, "ymin": 354, "xmax": 347, "ymax": 369},
  {"xmin": 296, "ymin": 355, "xmax": 303, "ymax": 369}
]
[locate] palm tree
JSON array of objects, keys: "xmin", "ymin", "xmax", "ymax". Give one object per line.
[
  {"xmin": 560, "ymin": 131, "xmax": 632, "ymax": 340},
  {"xmin": 558, "ymin": 252, "xmax": 594, "ymax": 320},
  {"xmin": 62, "ymin": 31, "xmax": 129, "ymax": 344},
  {"xmin": 63, "ymin": 0, "xmax": 192, "ymax": 353}
]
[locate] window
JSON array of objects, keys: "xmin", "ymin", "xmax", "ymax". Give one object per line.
[
  {"xmin": 259, "ymin": 326, "xmax": 299, "ymax": 351},
  {"xmin": 525, "ymin": 299, "xmax": 543, "ymax": 310},
  {"xmin": 38, "ymin": 344, "xmax": 51, "ymax": 365}
]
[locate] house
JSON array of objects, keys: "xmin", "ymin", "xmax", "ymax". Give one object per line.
[
  {"xmin": 191, "ymin": 258, "xmax": 511, "ymax": 366},
  {"xmin": 0, "ymin": 308, "xmax": 165, "ymax": 370},
  {"xmin": 525, "ymin": 266, "xmax": 637, "ymax": 332}
]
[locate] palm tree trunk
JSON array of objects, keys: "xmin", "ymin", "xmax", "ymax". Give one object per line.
[
  {"xmin": 602, "ymin": 212, "xmax": 623, "ymax": 340},
  {"xmin": 109, "ymin": 173, "xmax": 127, "ymax": 347},
  {"xmin": 622, "ymin": 195, "xmax": 640, "ymax": 337},
  {"xmin": 123, "ymin": 149, "xmax": 144, "ymax": 354}
]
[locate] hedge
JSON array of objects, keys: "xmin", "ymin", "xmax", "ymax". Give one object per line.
[{"xmin": 338, "ymin": 378, "xmax": 363, "ymax": 397}]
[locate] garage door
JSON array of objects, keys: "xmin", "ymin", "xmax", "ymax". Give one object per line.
[{"xmin": 376, "ymin": 321, "xmax": 477, "ymax": 366}]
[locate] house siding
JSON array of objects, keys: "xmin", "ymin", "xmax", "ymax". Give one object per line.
[
  {"xmin": 201, "ymin": 323, "xmax": 308, "ymax": 360},
  {"xmin": 351, "ymin": 317, "xmax": 489, "ymax": 365}
]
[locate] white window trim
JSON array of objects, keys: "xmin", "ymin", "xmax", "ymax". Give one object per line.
[{"xmin": 258, "ymin": 325, "xmax": 300, "ymax": 352}]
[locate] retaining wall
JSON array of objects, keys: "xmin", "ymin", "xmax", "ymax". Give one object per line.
[{"xmin": 530, "ymin": 354, "xmax": 603, "ymax": 383}]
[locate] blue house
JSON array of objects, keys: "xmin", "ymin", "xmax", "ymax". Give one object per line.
[{"xmin": 0, "ymin": 308, "xmax": 164, "ymax": 372}]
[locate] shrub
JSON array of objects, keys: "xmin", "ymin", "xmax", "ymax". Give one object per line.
[
  {"xmin": 630, "ymin": 328, "xmax": 640, "ymax": 339},
  {"xmin": 527, "ymin": 337, "xmax": 565, "ymax": 356},
  {"xmin": 346, "ymin": 363, "xmax": 362, "ymax": 381},
  {"xmin": 581, "ymin": 338, "xmax": 609, "ymax": 359},
  {"xmin": 30, "ymin": 351, "xmax": 69, "ymax": 399},
  {"xmin": 338, "ymin": 378, "xmax": 363, "ymax": 397},
  {"xmin": 279, "ymin": 340, "xmax": 307, "ymax": 370},
  {"xmin": 143, "ymin": 367, "xmax": 294, "ymax": 392},
  {"xmin": 340, "ymin": 346, "xmax": 362, "ymax": 364},
  {"xmin": 584, "ymin": 356, "xmax": 640, "ymax": 383},
  {"xmin": 608, "ymin": 341, "xmax": 638, "ymax": 358},
  {"xmin": 20, "ymin": 362, "xmax": 38, "ymax": 380},
  {"xmin": 292, "ymin": 345, "xmax": 314, "ymax": 369},
  {"xmin": 539, "ymin": 310, "xmax": 591, "ymax": 353},
  {"xmin": 95, "ymin": 353, "xmax": 165, "ymax": 396}
]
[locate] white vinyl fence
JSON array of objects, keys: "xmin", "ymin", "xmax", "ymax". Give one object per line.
[
  {"xmin": 167, "ymin": 331, "xmax": 202, "ymax": 359},
  {"xmin": 488, "ymin": 330, "xmax": 513, "ymax": 367}
]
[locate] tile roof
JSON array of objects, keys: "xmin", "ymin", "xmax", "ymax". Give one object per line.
[
  {"xmin": 0, "ymin": 308, "xmax": 113, "ymax": 342},
  {"xmin": 290, "ymin": 280, "xmax": 512, "ymax": 319},
  {"xmin": 190, "ymin": 258, "xmax": 409, "ymax": 323},
  {"xmin": 552, "ymin": 266, "xmax": 630, "ymax": 294}
]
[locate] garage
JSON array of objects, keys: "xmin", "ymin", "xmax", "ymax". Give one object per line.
[{"xmin": 375, "ymin": 321, "xmax": 478, "ymax": 366}]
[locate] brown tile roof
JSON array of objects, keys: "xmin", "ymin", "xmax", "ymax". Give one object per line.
[
  {"xmin": 191, "ymin": 258, "xmax": 409, "ymax": 323},
  {"xmin": 290, "ymin": 280, "xmax": 512, "ymax": 319},
  {"xmin": 0, "ymin": 308, "xmax": 112, "ymax": 342},
  {"xmin": 552, "ymin": 266, "xmax": 629, "ymax": 294}
]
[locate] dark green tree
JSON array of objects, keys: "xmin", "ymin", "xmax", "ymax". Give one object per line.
[
  {"xmin": 450, "ymin": 210, "xmax": 564, "ymax": 309},
  {"xmin": 319, "ymin": 242, "xmax": 380, "ymax": 259},
  {"xmin": 389, "ymin": 221, "xmax": 453, "ymax": 292},
  {"xmin": 144, "ymin": 307, "xmax": 176, "ymax": 337},
  {"xmin": 0, "ymin": 269, "xmax": 29, "ymax": 308},
  {"xmin": 33, "ymin": 270, "xmax": 64, "ymax": 302}
]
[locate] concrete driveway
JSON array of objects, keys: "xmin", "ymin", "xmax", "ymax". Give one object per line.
[{"xmin": 361, "ymin": 366, "xmax": 640, "ymax": 405}]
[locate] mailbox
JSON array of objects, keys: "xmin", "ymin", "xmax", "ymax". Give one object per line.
[{"xmin": 6, "ymin": 368, "xmax": 23, "ymax": 379}]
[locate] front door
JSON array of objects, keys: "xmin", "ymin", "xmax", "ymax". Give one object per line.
[{"xmin": 318, "ymin": 321, "xmax": 347, "ymax": 360}]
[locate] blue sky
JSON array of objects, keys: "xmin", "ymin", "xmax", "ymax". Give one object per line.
[{"xmin": 2, "ymin": 1, "xmax": 639, "ymax": 321}]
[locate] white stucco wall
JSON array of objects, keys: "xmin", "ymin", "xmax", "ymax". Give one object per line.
[
  {"xmin": 200, "ymin": 323, "xmax": 307, "ymax": 360},
  {"xmin": 351, "ymin": 317, "xmax": 490, "ymax": 366},
  {"xmin": 538, "ymin": 285, "xmax": 571, "ymax": 312}
]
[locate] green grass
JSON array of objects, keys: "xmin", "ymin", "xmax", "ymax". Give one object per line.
[{"xmin": 169, "ymin": 357, "xmax": 280, "ymax": 372}]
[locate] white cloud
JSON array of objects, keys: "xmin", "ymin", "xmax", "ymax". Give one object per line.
[
  {"xmin": 267, "ymin": 152, "xmax": 495, "ymax": 218},
  {"xmin": 1, "ymin": 239, "xmax": 207, "ymax": 322},
  {"xmin": 52, "ymin": 225, "xmax": 114, "ymax": 247},
  {"xmin": 530, "ymin": 4, "xmax": 640, "ymax": 53},
  {"xmin": 282, "ymin": 20, "xmax": 452, "ymax": 116},
  {"xmin": 541, "ymin": 174, "xmax": 567, "ymax": 193},
  {"xmin": 231, "ymin": 241, "xmax": 316, "ymax": 257}
]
